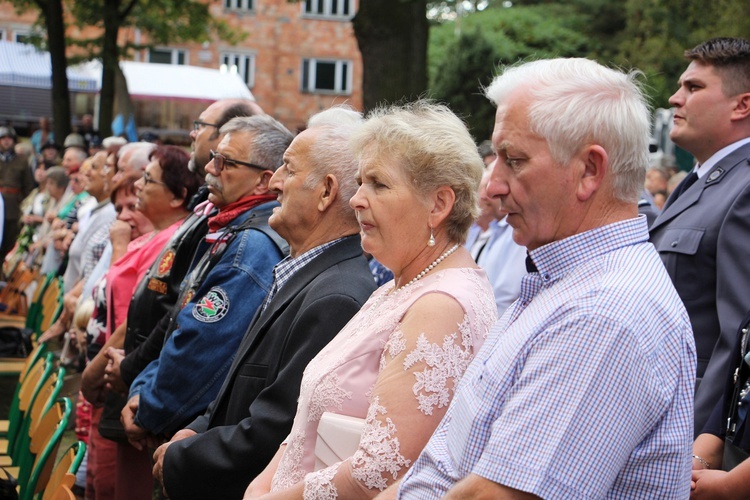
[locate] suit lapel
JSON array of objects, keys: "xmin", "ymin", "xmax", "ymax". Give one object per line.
[
  {"xmin": 651, "ymin": 145, "xmax": 750, "ymax": 233},
  {"xmin": 225, "ymin": 235, "xmax": 362, "ymax": 383}
]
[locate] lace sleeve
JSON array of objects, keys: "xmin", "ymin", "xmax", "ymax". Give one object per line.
[{"xmin": 302, "ymin": 292, "xmax": 478, "ymax": 499}]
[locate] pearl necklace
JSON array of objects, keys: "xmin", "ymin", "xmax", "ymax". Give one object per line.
[{"xmin": 371, "ymin": 243, "xmax": 460, "ymax": 309}]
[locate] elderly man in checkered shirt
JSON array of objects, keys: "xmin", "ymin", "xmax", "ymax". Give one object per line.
[{"xmin": 395, "ymin": 58, "xmax": 696, "ymax": 499}]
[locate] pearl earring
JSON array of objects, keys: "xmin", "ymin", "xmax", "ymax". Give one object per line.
[{"xmin": 428, "ymin": 225, "xmax": 436, "ymax": 247}]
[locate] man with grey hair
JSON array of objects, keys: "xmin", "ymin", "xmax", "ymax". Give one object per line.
[
  {"xmin": 396, "ymin": 58, "xmax": 695, "ymax": 498},
  {"xmin": 120, "ymin": 115, "xmax": 293, "ymax": 474},
  {"xmin": 152, "ymin": 106, "xmax": 376, "ymax": 499},
  {"xmin": 110, "ymin": 142, "xmax": 155, "ymax": 185}
]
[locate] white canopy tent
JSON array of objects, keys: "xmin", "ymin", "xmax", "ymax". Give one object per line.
[
  {"xmin": 73, "ymin": 59, "xmax": 255, "ymax": 102},
  {"xmin": 0, "ymin": 41, "xmax": 254, "ymax": 101},
  {"xmin": 0, "ymin": 41, "xmax": 254, "ymax": 134}
]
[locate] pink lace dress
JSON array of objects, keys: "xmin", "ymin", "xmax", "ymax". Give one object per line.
[{"xmin": 269, "ymin": 267, "xmax": 497, "ymax": 499}]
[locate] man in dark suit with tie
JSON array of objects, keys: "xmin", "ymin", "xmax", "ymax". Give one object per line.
[
  {"xmin": 650, "ymin": 37, "xmax": 750, "ymax": 436},
  {"xmin": 151, "ymin": 106, "xmax": 376, "ymax": 499}
]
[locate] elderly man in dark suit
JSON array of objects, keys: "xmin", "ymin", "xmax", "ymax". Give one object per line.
[
  {"xmin": 151, "ymin": 106, "xmax": 376, "ymax": 499},
  {"xmin": 650, "ymin": 37, "xmax": 750, "ymax": 437}
]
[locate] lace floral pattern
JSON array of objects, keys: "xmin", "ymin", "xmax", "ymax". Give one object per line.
[
  {"xmin": 272, "ymin": 434, "xmax": 307, "ymax": 491},
  {"xmin": 269, "ymin": 268, "xmax": 497, "ymax": 498},
  {"xmin": 303, "ymin": 464, "xmax": 339, "ymax": 500},
  {"xmin": 404, "ymin": 326, "xmax": 474, "ymax": 415},
  {"xmin": 308, "ymin": 374, "xmax": 353, "ymax": 422},
  {"xmin": 350, "ymin": 397, "xmax": 411, "ymax": 490}
]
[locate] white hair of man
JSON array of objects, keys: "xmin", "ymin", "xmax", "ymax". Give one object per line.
[
  {"xmin": 485, "ymin": 58, "xmax": 651, "ymax": 203},
  {"xmin": 304, "ymin": 105, "xmax": 364, "ymax": 217},
  {"xmin": 219, "ymin": 115, "xmax": 294, "ymax": 172},
  {"xmin": 119, "ymin": 142, "xmax": 157, "ymax": 171}
]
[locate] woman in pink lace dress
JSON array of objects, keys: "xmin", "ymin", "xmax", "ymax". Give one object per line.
[{"xmin": 245, "ymin": 101, "xmax": 498, "ymax": 499}]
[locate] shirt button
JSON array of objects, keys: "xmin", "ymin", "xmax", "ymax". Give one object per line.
[
  {"xmin": 542, "ymin": 273, "xmax": 551, "ymax": 282},
  {"xmin": 671, "ymin": 241, "xmax": 678, "ymax": 247}
]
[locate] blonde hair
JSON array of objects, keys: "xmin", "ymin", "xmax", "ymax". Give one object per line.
[
  {"xmin": 73, "ymin": 299, "xmax": 95, "ymax": 331},
  {"xmin": 351, "ymin": 100, "xmax": 484, "ymax": 243}
]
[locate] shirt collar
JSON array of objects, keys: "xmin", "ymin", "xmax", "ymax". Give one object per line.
[
  {"xmin": 271, "ymin": 236, "xmax": 349, "ymax": 292},
  {"xmin": 696, "ymin": 137, "xmax": 750, "ymax": 178},
  {"xmin": 527, "ymin": 216, "xmax": 649, "ymax": 281}
]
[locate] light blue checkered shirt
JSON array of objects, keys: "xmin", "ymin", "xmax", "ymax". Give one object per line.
[
  {"xmin": 259, "ymin": 237, "xmax": 346, "ymax": 313},
  {"xmin": 400, "ymin": 216, "xmax": 696, "ymax": 499}
]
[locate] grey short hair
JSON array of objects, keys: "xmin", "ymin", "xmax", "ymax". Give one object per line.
[
  {"xmin": 304, "ymin": 106, "xmax": 364, "ymax": 218},
  {"xmin": 485, "ymin": 58, "xmax": 651, "ymax": 203},
  {"xmin": 65, "ymin": 148, "xmax": 88, "ymax": 164},
  {"xmin": 220, "ymin": 115, "xmax": 294, "ymax": 172},
  {"xmin": 118, "ymin": 142, "xmax": 156, "ymax": 171},
  {"xmin": 350, "ymin": 100, "xmax": 484, "ymax": 244},
  {"xmin": 45, "ymin": 166, "xmax": 69, "ymax": 189}
]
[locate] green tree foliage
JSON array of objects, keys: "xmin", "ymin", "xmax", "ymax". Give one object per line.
[
  {"xmin": 430, "ymin": 29, "xmax": 497, "ymax": 141},
  {"xmin": 429, "ymin": 4, "xmax": 590, "ymax": 139},
  {"xmin": 429, "ymin": 0, "xmax": 749, "ymax": 137},
  {"xmin": 615, "ymin": 0, "xmax": 750, "ymax": 107}
]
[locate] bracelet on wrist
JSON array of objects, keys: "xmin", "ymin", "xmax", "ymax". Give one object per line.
[{"xmin": 692, "ymin": 454, "xmax": 711, "ymax": 469}]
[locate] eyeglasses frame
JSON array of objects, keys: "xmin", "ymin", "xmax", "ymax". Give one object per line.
[{"xmin": 209, "ymin": 150, "xmax": 268, "ymax": 173}]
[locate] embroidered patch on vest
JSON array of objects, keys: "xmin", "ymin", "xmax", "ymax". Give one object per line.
[
  {"xmin": 192, "ymin": 287, "xmax": 230, "ymax": 323},
  {"xmin": 156, "ymin": 249, "xmax": 176, "ymax": 277},
  {"xmin": 147, "ymin": 278, "xmax": 167, "ymax": 294},
  {"xmin": 181, "ymin": 289, "xmax": 195, "ymax": 309}
]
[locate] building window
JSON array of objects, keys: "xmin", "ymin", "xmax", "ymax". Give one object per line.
[
  {"xmin": 148, "ymin": 48, "xmax": 187, "ymax": 65},
  {"xmin": 220, "ymin": 52, "xmax": 255, "ymax": 88},
  {"xmin": 13, "ymin": 30, "xmax": 30, "ymax": 44},
  {"xmin": 301, "ymin": 58, "xmax": 351, "ymax": 95},
  {"xmin": 0, "ymin": 29, "xmax": 6, "ymax": 41},
  {"xmin": 224, "ymin": 0, "xmax": 254, "ymax": 11},
  {"xmin": 303, "ymin": 0, "xmax": 353, "ymax": 18}
]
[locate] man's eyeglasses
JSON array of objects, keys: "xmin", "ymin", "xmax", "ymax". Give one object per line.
[
  {"xmin": 209, "ymin": 150, "xmax": 268, "ymax": 173},
  {"xmin": 193, "ymin": 120, "xmax": 219, "ymax": 132}
]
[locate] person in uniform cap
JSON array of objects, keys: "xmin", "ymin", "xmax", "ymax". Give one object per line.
[{"xmin": 0, "ymin": 126, "xmax": 35, "ymax": 267}]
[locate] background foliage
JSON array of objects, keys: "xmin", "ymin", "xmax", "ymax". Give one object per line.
[{"xmin": 427, "ymin": 0, "xmax": 750, "ymax": 140}]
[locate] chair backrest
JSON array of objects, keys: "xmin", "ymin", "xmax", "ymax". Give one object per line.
[
  {"xmin": 0, "ymin": 262, "xmax": 36, "ymax": 315},
  {"xmin": 24, "ymin": 273, "xmax": 55, "ymax": 332},
  {"xmin": 12, "ymin": 365, "xmax": 65, "ymax": 482},
  {"xmin": 40, "ymin": 441, "xmax": 86, "ymax": 500},
  {"xmin": 48, "ymin": 482, "xmax": 76, "ymax": 500},
  {"xmin": 7, "ymin": 353, "xmax": 55, "ymax": 458},
  {"xmin": 16, "ymin": 343, "xmax": 48, "ymax": 386},
  {"xmin": 36, "ymin": 277, "xmax": 63, "ymax": 337},
  {"xmin": 21, "ymin": 397, "xmax": 72, "ymax": 500}
]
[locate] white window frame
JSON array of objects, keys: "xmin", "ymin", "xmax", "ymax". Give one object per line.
[
  {"xmin": 220, "ymin": 52, "xmax": 256, "ymax": 88},
  {"xmin": 148, "ymin": 47, "xmax": 188, "ymax": 65},
  {"xmin": 224, "ymin": 0, "xmax": 254, "ymax": 12},
  {"xmin": 301, "ymin": 58, "xmax": 352, "ymax": 95},
  {"xmin": 13, "ymin": 29, "xmax": 30, "ymax": 43},
  {"xmin": 302, "ymin": 0, "xmax": 354, "ymax": 19}
]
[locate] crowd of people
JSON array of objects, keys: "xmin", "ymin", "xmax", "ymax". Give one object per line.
[{"xmin": 1, "ymin": 35, "xmax": 749, "ymax": 499}]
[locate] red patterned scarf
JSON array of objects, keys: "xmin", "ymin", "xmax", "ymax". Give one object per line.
[{"xmin": 207, "ymin": 194, "xmax": 277, "ymax": 232}]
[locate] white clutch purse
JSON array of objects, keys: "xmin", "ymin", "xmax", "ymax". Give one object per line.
[{"xmin": 314, "ymin": 412, "xmax": 366, "ymax": 471}]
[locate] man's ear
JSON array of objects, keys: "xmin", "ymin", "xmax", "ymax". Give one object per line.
[
  {"xmin": 254, "ymin": 171, "xmax": 274, "ymax": 195},
  {"xmin": 428, "ymin": 186, "xmax": 456, "ymax": 228},
  {"xmin": 731, "ymin": 93, "xmax": 750, "ymax": 121},
  {"xmin": 318, "ymin": 174, "xmax": 339, "ymax": 212},
  {"xmin": 576, "ymin": 144, "xmax": 607, "ymax": 202}
]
